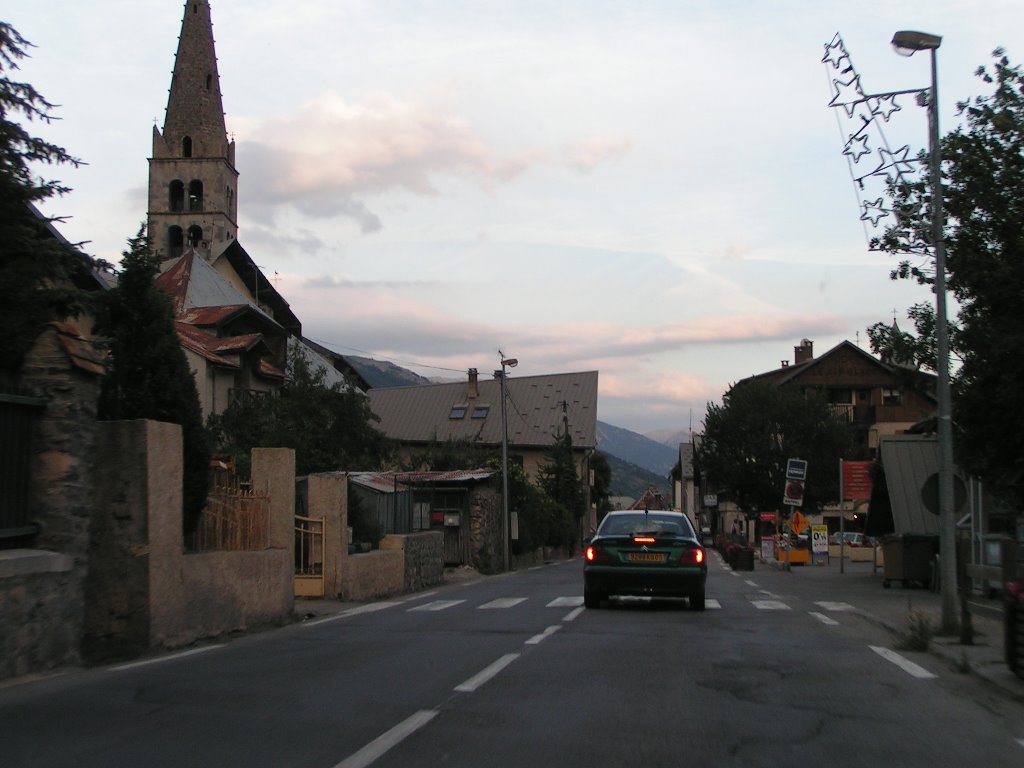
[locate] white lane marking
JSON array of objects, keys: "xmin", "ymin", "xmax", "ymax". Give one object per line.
[
  {"xmin": 454, "ymin": 653, "xmax": 520, "ymax": 692},
  {"xmin": 478, "ymin": 598, "xmax": 527, "ymax": 610},
  {"xmin": 333, "ymin": 709, "xmax": 438, "ymax": 768},
  {"xmin": 563, "ymin": 607, "xmax": 585, "ymax": 622},
  {"xmin": 526, "ymin": 625, "xmax": 562, "ymax": 645},
  {"xmin": 752, "ymin": 600, "xmax": 790, "ymax": 610},
  {"xmin": 729, "ymin": 571, "xmax": 740, "ymax": 577},
  {"xmin": 303, "ymin": 601, "xmax": 403, "ymax": 627},
  {"xmin": 408, "ymin": 600, "xmax": 465, "ymax": 612},
  {"xmin": 745, "ymin": 580, "xmax": 759, "ymax": 587},
  {"xmin": 110, "ymin": 645, "xmax": 224, "ymax": 671},
  {"xmin": 759, "ymin": 589, "xmax": 781, "ymax": 598},
  {"xmin": 870, "ymin": 646, "xmax": 937, "ymax": 679},
  {"xmin": 706, "ymin": 599, "xmax": 722, "ymax": 609},
  {"xmin": 815, "ymin": 601, "xmax": 855, "ymax": 612},
  {"xmin": 547, "ymin": 596, "xmax": 583, "ymax": 607},
  {"xmin": 810, "ymin": 612, "xmax": 839, "ymax": 626}
]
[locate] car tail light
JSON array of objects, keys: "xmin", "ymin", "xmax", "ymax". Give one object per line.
[
  {"xmin": 633, "ymin": 536, "xmax": 656, "ymax": 544},
  {"xmin": 586, "ymin": 545, "xmax": 610, "ymax": 563},
  {"xmin": 679, "ymin": 547, "xmax": 705, "ymax": 565}
]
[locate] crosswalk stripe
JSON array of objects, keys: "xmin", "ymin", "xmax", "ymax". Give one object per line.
[
  {"xmin": 408, "ymin": 600, "xmax": 465, "ymax": 612},
  {"xmin": 810, "ymin": 611, "xmax": 839, "ymax": 625},
  {"xmin": 706, "ymin": 599, "xmax": 722, "ymax": 609},
  {"xmin": 547, "ymin": 596, "xmax": 584, "ymax": 607},
  {"xmin": 815, "ymin": 601, "xmax": 855, "ymax": 612},
  {"xmin": 478, "ymin": 598, "xmax": 527, "ymax": 610},
  {"xmin": 752, "ymin": 600, "xmax": 791, "ymax": 610}
]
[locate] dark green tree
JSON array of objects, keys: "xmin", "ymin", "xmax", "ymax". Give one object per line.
[
  {"xmin": 0, "ymin": 23, "xmax": 104, "ymax": 377},
  {"xmin": 207, "ymin": 346, "xmax": 392, "ymax": 477},
  {"xmin": 95, "ymin": 226, "xmax": 210, "ymax": 533},
  {"xmin": 871, "ymin": 51, "xmax": 1024, "ymax": 498},
  {"xmin": 536, "ymin": 432, "xmax": 586, "ymax": 549},
  {"xmin": 698, "ymin": 380, "xmax": 855, "ymax": 516},
  {"xmin": 590, "ymin": 451, "xmax": 613, "ymax": 524}
]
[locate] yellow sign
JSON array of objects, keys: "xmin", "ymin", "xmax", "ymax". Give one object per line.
[{"xmin": 791, "ymin": 511, "xmax": 809, "ymax": 533}]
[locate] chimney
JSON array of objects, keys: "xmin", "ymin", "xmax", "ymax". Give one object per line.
[
  {"xmin": 794, "ymin": 339, "xmax": 814, "ymax": 365},
  {"xmin": 467, "ymin": 368, "xmax": 479, "ymax": 399},
  {"xmin": 781, "ymin": 360, "xmax": 789, "ymax": 368}
]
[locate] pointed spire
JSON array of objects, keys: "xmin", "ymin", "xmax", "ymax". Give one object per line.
[{"xmin": 162, "ymin": 0, "xmax": 229, "ymax": 159}]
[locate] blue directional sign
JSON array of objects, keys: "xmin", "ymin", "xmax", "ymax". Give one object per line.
[{"xmin": 786, "ymin": 458, "xmax": 808, "ymax": 481}]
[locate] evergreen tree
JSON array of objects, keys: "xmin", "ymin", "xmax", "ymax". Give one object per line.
[
  {"xmin": 536, "ymin": 432, "xmax": 586, "ymax": 549},
  {"xmin": 0, "ymin": 23, "xmax": 104, "ymax": 377},
  {"xmin": 95, "ymin": 226, "xmax": 210, "ymax": 533}
]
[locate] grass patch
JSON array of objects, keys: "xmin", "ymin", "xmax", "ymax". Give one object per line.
[{"xmin": 895, "ymin": 609, "xmax": 933, "ymax": 652}]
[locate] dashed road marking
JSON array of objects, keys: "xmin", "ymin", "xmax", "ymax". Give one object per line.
[
  {"xmin": 526, "ymin": 625, "xmax": 562, "ymax": 645},
  {"xmin": 815, "ymin": 601, "xmax": 855, "ymax": 612},
  {"xmin": 870, "ymin": 646, "xmax": 937, "ymax": 679},
  {"xmin": 333, "ymin": 710, "xmax": 438, "ymax": 768},
  {"xmin": 454, "ymin": 653, "xmax": 520, "ymax": 692},
  {"xmin": 547, "ymin": 596, "xmax": 584, "ymax": 607}
]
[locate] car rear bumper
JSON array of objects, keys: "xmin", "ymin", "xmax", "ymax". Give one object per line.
[{"xmin": 584, "ymin": 565, "xmax": 706, "ymax": 597}]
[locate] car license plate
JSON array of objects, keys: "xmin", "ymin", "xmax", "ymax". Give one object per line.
[{"xmin": 627, "ymin": 552, "xmax": 666, "ymax": 563}]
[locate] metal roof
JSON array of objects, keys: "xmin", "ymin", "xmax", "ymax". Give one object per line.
[
  {"xmin": 349, "ymin": 469, "xmax": 496, "ymax": 494},
  {"xmin": 367, "ymin": 371, "xmax": 598, "ymax": 449}
]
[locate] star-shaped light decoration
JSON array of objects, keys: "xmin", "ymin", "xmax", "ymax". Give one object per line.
[
  {"xmin": 822, "ymin": 34, "xmax": 849, "ymax": 70},
  {"xmin": 869, "ymin": 145, "xmax": 917, "ymax": 179},
  {"xmin": 860, "ymin": 198, "xmax": 889, "ymax": 228},
  {"xmin": 843, "ymin": 133, "xmax": 871, "ymax": 163},
  {"xmin": 868, "ymin": 93, "xmax": 902, "ymax": 122},
  {"xmin": 829, "ymin": 73, "xmax": 866, "ymax": 118}
]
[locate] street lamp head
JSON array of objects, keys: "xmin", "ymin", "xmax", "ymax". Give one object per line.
[
  {"xmin": 892, "ymin": 30, "xmax": 942, "ymax": 56},
  {"xmin": 501, "ymin": 358, "xmax": 518, "ymax": 368}
]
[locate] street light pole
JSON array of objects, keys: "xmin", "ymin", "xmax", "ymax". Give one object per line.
[
  {"xmin": 892, "ymin": 30, "xmax": 958, "ymax": 633},
  {"xmin": 499, "ymin": 352, "xmax": 518, "ymax": 573}
]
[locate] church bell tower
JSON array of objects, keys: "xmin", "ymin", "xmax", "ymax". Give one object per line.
[{"xmin": 148, "ymin": 0, "xmax": 238, "ymax": 261}]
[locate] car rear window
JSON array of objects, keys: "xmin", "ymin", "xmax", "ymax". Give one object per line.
[{"xmin": 598, "ymin": 513, "xmax": 694, "ymax": 538}]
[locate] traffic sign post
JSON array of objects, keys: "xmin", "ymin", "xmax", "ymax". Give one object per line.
[{"xmin": 782, "ymin": 459, "xmax": 808, "ymax": 571}]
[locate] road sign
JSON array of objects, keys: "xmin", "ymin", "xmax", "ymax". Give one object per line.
[
  {"xmin": 783, "ymin": 479, "xmax": 805, "ymax": 507},
  {"xmin": 791, "ymin": 510, "xmax": 809, "ymax": 533},
  {"xmin": 786, "ymin": 458, "xmax": 808, "ymax": 481}
]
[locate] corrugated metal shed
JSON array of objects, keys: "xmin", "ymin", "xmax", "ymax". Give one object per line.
[
  {"xmin": 879, "ymin": 434, "xmax": 944, "ymax": 535},
  {"xmin": 367, "ymin": 371, "xmax": 598, "ymax": 449}
]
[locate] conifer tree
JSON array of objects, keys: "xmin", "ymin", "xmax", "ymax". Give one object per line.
[{"xmin": 96, "ymin": 226, "xmax": 210, "ymax": 533}]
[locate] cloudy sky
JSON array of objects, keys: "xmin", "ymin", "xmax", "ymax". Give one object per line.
[{"xmin": 10, "ymin": 1, "xmax": 1022, "ymax": 436}]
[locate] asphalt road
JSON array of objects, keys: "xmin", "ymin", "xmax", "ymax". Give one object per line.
[{"xmin": 3, "ymin": 554, "xmax": 1023, "ymax": 767}]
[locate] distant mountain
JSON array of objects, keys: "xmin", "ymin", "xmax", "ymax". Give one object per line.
[
  {"xmin": 644, "ymin": 428, "xmax": 691, "ymax": 449},
  {"xmin": 344, "ymin": 356, "xmax": 433, "ymax": 389},
  {"xmin": 601, "ymin": 452, "xmax": 669, "ymax": 499},
  {"xmin": 596, "ymin": 420, "xmax": 678, "ymax": 477}
]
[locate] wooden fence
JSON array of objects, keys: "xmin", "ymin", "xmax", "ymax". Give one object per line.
[{"xmin": 190, "ymin": 479, "xmax": 270, "ymax": 552}]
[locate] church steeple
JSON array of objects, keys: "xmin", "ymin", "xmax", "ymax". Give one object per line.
[{"xmin": 148, "ymin": 0, "xmax": 238, "ymax": 261}]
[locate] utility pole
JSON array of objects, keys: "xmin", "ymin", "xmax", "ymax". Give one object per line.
[{"xmin": 499, "ymin": 352, "xmax": 518, "ymax": 572}]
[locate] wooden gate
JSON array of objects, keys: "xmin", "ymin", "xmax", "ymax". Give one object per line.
[{"xmin": 294, "ymin": 514, "xmax": 325, "ymax": 597}]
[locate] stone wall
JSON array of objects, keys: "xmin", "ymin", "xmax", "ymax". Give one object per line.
[
  {"xmin": 83, "ymin": 421, "xmax": 295, "ymax": 661},
  {"xmin": 381, "ymin": 531, "xmax": 444, "ymax": 592},
  {"xmin": 0, "ymin": 324, "xmax": 101, "ymax": 679},
  {"xmin": 340, "ymin": 549, "xmax": 405, "ymax": 601}
]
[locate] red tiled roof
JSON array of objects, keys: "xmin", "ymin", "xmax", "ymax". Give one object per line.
[{"xmin": 174, "ymin": 322, "xmax": 238, "ymax": 368}]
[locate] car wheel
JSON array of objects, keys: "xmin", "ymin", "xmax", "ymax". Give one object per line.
[
  {"xmin": 690, "ymin": 590, "xmax": 706, "ymax": 611},
  {"xmin": 584, "ymin": 586, "xmax": 602, "ymax": 609}
]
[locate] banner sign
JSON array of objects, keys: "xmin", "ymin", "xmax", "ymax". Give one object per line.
[
  {"xmin": 842, "ymin": 461, "xmax": 873, "ymax": 501},
  {"xmin": 811, "ymin": 524, "xmax": 829, "ymax": 554}
]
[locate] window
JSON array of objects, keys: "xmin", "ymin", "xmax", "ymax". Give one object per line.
[
  {"xmin": 187, "ymin": 225, "xmax": 203, "ymax": 248},
  {"xmin": 168, "ymin": 226, "xmax": 183, "ymax": 258},
  {"xmin": 188, "ymin": 180, "xmax": 204, "ymax": 211},
  {"xmin": 827, "ymin": 388, "xmax": 853, "ymax": 404},
  {"xmin": 169, "ymin": 180, "xmax": 185, "ymax": 212},
  {"xmin": 471, "ymin": 405, "xmax": 490, "ymax": 419},
  {"xmin": 449, "ymin": 405, "xmax": 467, "ymax": 419},
  {"xmin": 182, "ymin": 136, "xmax": 192, "ymax": 158},
  {"xmin": 882, "ymin": 388, "xmax": 902, "ymax": 406}
]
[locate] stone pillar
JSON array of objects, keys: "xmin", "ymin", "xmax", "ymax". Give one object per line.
[
  {"xmin": 251, "ymin": 448, "xmax": 295, "ymax": 553},
  {"xmin": 305, "ymin": 473, "xmax": 346, "ymax": 597}
]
